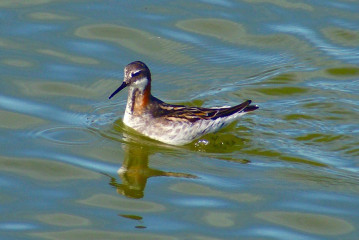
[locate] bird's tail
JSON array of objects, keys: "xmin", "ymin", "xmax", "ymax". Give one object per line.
[{"xmin": 243, "ymin": 101, "xmax": 259, "ymax": 113}]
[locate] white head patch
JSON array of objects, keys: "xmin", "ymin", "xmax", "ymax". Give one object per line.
[{"xmin": 132, "ymin": 77, "xmax": 148, "ymax": 92}]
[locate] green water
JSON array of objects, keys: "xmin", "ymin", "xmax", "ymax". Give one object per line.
[{"xmin": 1, "ymin": 0, "xmax": 359, "ymax": 239}]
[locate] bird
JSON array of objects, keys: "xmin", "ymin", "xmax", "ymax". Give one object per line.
[{"xmin": 109, "ymin": 61, "xmax": 258, "ymax": 145}]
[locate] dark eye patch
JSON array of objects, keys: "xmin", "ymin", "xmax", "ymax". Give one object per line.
[{"xmin": 131, "ymin": 70, "xmax": 141, "ymax": 78}]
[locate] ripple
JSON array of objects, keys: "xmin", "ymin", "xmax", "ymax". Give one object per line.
[
  {"xmin": 0, "ymin": 222, "xmax": 35, "ymax": 231},
  {"xmin": 256, "ymin": 211, "xmax": 354, "ymax": 235},
  {"xmin": 37, "ymin": 48, "xmax": 99, "ymax": 65},
  {"xmin": 87, "ymin": 112, "xmax": 117, "ymax": 129},
  {"xmin": 255, "ymin": 86, "xmax": 309, "ymax": 96},
  {"xmin": 37, "ymin": 126, "xmax": 97, "ymax": 145},
  {"xmin": 244, "ymin": 0, "xmax": 313, "ymax": 11},
  {"xmin": 174, "ymin": 198, "xmax": 226, "ymax": 207},
  {"xmin": 36, "ymin": 213, "xmax": 90, "ymax": 227},
  {"xmin": 199, "ymin": 0, "xmax": 233, "ymax": 7},
  {"xmin": 0, "ymin": 109, "xmax": 46, "ymax": 129},
  {"xmin": 31, "ymin": 229, "xmax": 174, "ymax": 240},
  {"xmin": 249, "ymin": 227, "xmax": 316, "ymax": 240},
  {"xmin": 75, "ymin": 24, "xmax": 195, "ymax": 65},
  {"xmin": 28, "ymin": 12, "xmax": 74, "ymax": 21},
  {"xmin": 2, "ymin": 58, "xmax": 33, "ymax": 67},
  {"xmin": 264, "ymin": 73, "xmax": 302, "ymax": 84},
  {"xmin": 79, "ymin": 193, "xmax": 165, "ymax": 212},
  {"xmin": 322, "ymin": 27, "xmax": 359, "ymax": 47},
  {"xmin": 1, "ymin": 1, "xmax": 359, "ymax": 238},
  {"xmin": 0, "ymin": 95, "xmax": 88, "ymax": 125},
  {"xmin": 294, "ymin": 133, "xmax": 345, "ymax": 143},
  {"xmin": 176, "ymin": 18, "xmax": 247, "ymax": 44},
  {"xmin": 203, "ymin": 211, "xmax": 236, "ymax": 227},
  {"xmin": 0, "ymin": 0, "xmax": 51, "ymax": 8},
  {"xmin": 272, "ymin": 24, "xmax": 359, "ymax": 63},
  {"xmin": 176, "ymin": 17, "xmax": 306, "ymax": 51},
  {"xmin": 326, "ymin": 67, "xmax": 359, "ymax": 77},
  {"xmin": 0, "ymin": 155, "xmax": 100, "ymax": 181},
  {"xmin": 283, "ymin": 114, "xmax": 317, "ymax": 120},
  {"xmin": 87, "ymin": 103, "xmax": 120, "ymax": 129}
]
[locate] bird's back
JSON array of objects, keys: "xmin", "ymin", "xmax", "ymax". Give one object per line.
[{"xmin": 149, "ymin": 97, "xmax": 257, "ymax": 123}]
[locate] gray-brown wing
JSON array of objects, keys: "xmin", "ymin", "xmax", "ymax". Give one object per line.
[{"xmin": 151, "ymin": 99, "xmax": 257, "ymax": 122}]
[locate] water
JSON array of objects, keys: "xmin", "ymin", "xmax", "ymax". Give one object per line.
[{"xmin": 1, "ymin": 0, "xmax": 359, "ymax": 239}]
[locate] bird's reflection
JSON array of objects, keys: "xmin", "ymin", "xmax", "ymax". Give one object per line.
[{"xmin": 107, "ymin": 140, "xmax": 197, "ymax": 199}]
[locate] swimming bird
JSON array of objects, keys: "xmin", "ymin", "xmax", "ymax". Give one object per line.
[{"xmin": 109, "ymin": 61, "xmax": 258, "ymax": 145}]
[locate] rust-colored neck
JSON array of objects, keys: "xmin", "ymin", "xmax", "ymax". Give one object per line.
[{"xmin": 131, "ymin": 84, "xmax": 151, "ymax": 115}]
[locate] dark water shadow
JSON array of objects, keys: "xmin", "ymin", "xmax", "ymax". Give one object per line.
[{"xmin": 103, "ymin": 138, "xmax": 197, "ymax": 199}]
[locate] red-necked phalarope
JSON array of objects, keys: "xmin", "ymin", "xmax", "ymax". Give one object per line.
[{"xmin": 109, "ymin": 61, "xmax": 258, "ymax": 145}]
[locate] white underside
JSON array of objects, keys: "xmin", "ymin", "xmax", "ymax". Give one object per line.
[{"xmin": 123, "ymin": 110, "xmax": 248, "ymax": 145}]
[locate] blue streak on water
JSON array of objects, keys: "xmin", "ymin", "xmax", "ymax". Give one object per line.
[
  {"xmin": 0, "ymin": 94, "xmax": 88, "ymax": 125},
  {"xmin": 280, "ymin": 197, "xmax": 352, "ymax": 215},
  {"xmin": 341, "ymin": 167, "xmax": 359, "ymax": 174},
  {"xmin": 271, "ymin": 24, "xmax": 359, "ymax": 64},
  {"xmin": 199, "ymin": 0, "xmax": 233, "ymax": 7},
  {"xmin": 327, "ymin": 1, "xmax": 359, "ymax": 12},
  {"xmin": 194, "ymin": 60, "xmax": 299, "ymax": 99},
  {"xmin": 303, "ymin": 191, "xmax": 356, "ymax": 202},
  {"xmin": 173, "ymin": 196, "xmax": 229, "ymax": 208},
  {"xmin": 332, "ymin": 18, "xmax": 359, "ymax": 31},
  {"xmin": 0, "ymin": 177, "xmax": 12, "ymax": 187},
  {"xmin": 248, "ymin": 228, "xmax": 316, "ymax": 240},
  {"xmin": 197, "ymin": 173, "xmax": 238, "ymax": 188},
  {"xmin": 54, "ymin": 153, "xmax": 117, "ymax": 173},
  {"xmin": 6, "ymin": 23, "xmax": 59, "ymax": 36},
  {"xmin": 0, "ymin": 223, "xmax": 36, "ymax": 231},
  {"xmin": 159, "ymin": 29, "xmax": 202, "ymax": 45},
  {"xmin": 67, "ymin": 41, "xmax": 113, "ymax": 55},
  {"xmin": 144, "ymin": 216, "xmax": 186, "ymax": 231},
  {"xmin": 209, "ymin": 47, "xmax": 278, "ymax": 65},
  {"xmin": 44, "ymin": 64, "xmax": 89, "ymax": 81},
  {"xmin": 25, "ymin": 149, "xmax": 117, "ymax": 174}
]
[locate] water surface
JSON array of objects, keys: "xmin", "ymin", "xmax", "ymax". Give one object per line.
[{"xmin": 1, "ymin": 0, "xmax": 359, "ymax": 239}]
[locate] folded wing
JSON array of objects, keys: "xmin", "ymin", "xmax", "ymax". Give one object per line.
[{"xmin": 154, "ymin": 99, "xmax": 258, "ymax": 122}]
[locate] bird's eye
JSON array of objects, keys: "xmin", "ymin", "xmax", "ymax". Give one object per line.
[{"xmin": 131, "ymin": 71, "xmax": 141, "ymax": 78}]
